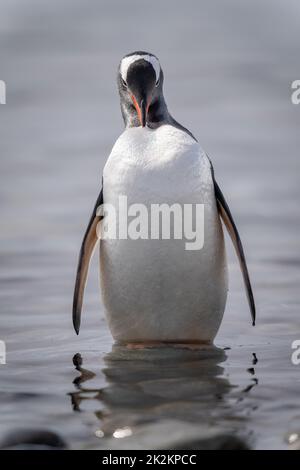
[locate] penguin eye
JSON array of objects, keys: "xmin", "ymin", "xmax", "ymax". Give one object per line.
[
  {"xmin": 155, "ymin": 77, "xmax": 160, "ymax": 87},
  {"xmin": 121, "ymin": 77, "xmax": 128, "ymax": 88}
]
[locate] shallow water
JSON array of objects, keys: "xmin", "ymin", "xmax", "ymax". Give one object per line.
[{"xmin": 0, "ymin": 0, "xmax": 300, "ymax": 450}]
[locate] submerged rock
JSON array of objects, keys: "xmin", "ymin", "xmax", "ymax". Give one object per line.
[{"xmin": 0, "ymin": 429, "xmax": 67, "ymax": 450}]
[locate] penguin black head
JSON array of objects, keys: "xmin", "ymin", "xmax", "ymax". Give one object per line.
[{"xmin": 118, "ymin": 51, "xmax": 167, "ymax": 128}]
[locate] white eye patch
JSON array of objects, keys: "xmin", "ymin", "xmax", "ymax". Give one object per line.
[{"xmin": 120, "ymin": 54, "xmax": 160, "ymax": 83}]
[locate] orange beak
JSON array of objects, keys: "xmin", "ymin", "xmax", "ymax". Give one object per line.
[{"xmin": 131, "ymin": 94, "xmax": 148, "ymax": 127}]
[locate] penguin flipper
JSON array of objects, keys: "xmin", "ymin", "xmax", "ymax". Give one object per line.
[
  {"xmin": 73, "ymin": 188, "xmax": 103, "ymax": 334},
  {"xmin": 210, "ymin": 163, "xmax": 256, "ymax": 326}
]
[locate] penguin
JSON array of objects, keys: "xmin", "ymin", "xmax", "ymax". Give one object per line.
[{"xmin": 73, "ymin": 51, "xmax": 255, "ymax": 344}]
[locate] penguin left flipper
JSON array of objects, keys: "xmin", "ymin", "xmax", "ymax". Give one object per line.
[
  {"xmin": 210, "ymin": 161, "xmax": 256, "ymax": 326},
  {"xmin": 73, "ymin": 188, "xmax": 103, "ymax": 334}
]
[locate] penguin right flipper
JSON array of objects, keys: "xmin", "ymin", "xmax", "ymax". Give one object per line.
[
  {"xmin": 209, "ymin": 161, "xmax": 256, "ymax": 326},
  {"xmin": 73, "ymin": 188, "xmax": 103, "ymax": 334}
]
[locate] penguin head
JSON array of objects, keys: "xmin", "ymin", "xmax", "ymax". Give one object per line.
[{"xmin": 118, "ymin": 51, "xmax": 164, "ymax": 127}]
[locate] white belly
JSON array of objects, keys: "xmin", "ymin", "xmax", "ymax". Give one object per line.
[{"xmin": 100, "ymin": 125, "xmax": 228, "ymax": 343}]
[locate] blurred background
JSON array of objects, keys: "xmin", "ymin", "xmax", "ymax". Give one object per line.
[{"xmin": 0, "ymin": 0, "xmax": 299, "ymax": 450}]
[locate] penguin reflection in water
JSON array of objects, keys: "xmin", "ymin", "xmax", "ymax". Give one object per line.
[{"xmin": 73, "ymin": 51, "xmax": 255, "ymax": 344}]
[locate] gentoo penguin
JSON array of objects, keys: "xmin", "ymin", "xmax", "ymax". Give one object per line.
[{"xmin": 73, "ymin": 51, "xmax": 255, "ymax": 344}]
